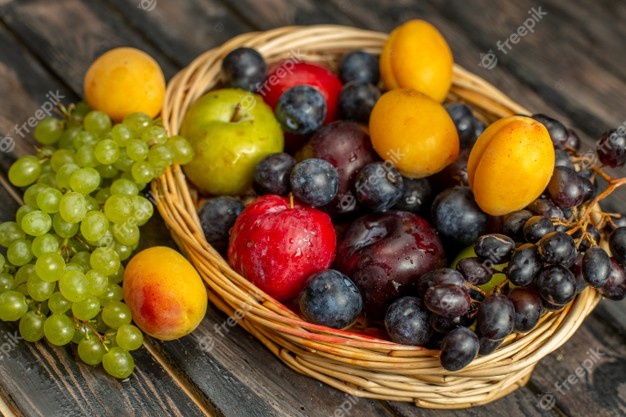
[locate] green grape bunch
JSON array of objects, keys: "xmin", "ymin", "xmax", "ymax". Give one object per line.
[{"xmin": 0, "ymin": 103, "xmax": 194, "ymax": 379}]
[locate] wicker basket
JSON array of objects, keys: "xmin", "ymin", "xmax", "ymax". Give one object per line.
[{"xmin": 153, "ymin": 25, "xmax": 602, "ymax": 409}]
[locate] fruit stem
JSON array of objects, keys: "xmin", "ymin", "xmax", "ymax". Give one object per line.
[
  {"xmin": 289, "ymin": 193, "xmax": 295, "ymax": 209},
  {"xmin": 230, "ymin": 103, "xmax": 242, "ymax": 122}
]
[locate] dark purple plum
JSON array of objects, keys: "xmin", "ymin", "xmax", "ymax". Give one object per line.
[
  {"xmin": 290, "ymin": 158, "xmax": 339, "ymax": 207},
  {"xmin": 338, "ymin": 81, "xmax": 380, "ymax": 124},
  {"xmin": 439, "ymin": 327, "xmax": 479, "ymax": 371},
  {"xmin": 221, "ymin": 47, "xmax": 267, "ymax": 92},
  {"xmin": 339, "ymin": 51, "xmax": 379, "ymax": 84},
  {"xmin": 253, "ymin": 153, "xmax": 296, "ymax": 196},
  {"xmin": 198, "ymin": 196, "xmax": 244, "ymax": 254},
  {"xmin": 384, "ymin": 296, "xmax": 432, "ymax": 346},
  {"xmin": 275, "ymin": 85, "xmax": 327, "ymax": 135},
  {"xmin": 431, "ymin": 186, "xmax": 489, "ymax": 247},
  {"xmin": 354, "ymin": 162, "xmax": 404, "ymax": 212}
]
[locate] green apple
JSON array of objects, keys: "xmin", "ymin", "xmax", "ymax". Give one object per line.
[{"xmin": 181, "ymin": 88, "xmax": 283, "ymax": 195}]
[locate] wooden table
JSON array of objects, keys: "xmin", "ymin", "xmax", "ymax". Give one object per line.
[{"xmin": 0, "ymin": 1, "xmax": 625, "ymax": 416}]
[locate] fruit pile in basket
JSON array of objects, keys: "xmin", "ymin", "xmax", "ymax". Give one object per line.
[{"xmin": 182, "ymin": 20, "xmax": 626, "ymax": 372}]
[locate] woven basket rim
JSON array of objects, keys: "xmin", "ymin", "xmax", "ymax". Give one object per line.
[{"xmin": 153, "ymin": 24, "xmax": 602, "ymax": 409}]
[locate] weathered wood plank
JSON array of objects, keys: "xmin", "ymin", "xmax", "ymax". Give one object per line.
[{"xmin": 105, "ymin": 0, "xmax": 252, "ymax": 66}]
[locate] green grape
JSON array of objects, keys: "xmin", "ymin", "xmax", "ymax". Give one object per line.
[
  {"xmin": 70, "ymin": 102, "xmax": 91, "ymax": 124},
  {"xmin": 84, "ymin": 111, "xmax": 112, "ymax": 135},
  {"xmin": 43, "ymin": 313, "xmax": 75, "ymax": 346},
  {"xmin": 48, "ymin": 291, "xmax": 71, "ymax": 314},
  {"xmin": 52, "ymin": 212, "xmax": 79, "ymax": 238},
  {"xmin": 23, "ymin": 183, "xmax": 48, "ymax": 208},
  {"xmin": 72, "ymin": 297, "xmax": 101, "ymax": 321},
  {"xmin": 15, "ymin": 205, "xmax": 35, "ymax": 225},
  {"xmin": 50, "ymin": 148, "xmax": 77, "ymax": 171},
  {"xmin": 7, "ymin": 238, "xmax": 33, "ymax": 266},
  {"xmin": 112, "ymin": 222, "xmax": 140, "ymax": 246},
  {"xmin": 111, "ymin": 124, "xmax": 132, "ymax": 147},
  {"xmin": 96, "ymin": 164, "xmax": 119, "ymax": 179},
  {"xmin": 34, "ymin": 117, "xmax": 64, "ymax": 145},
  {"xmin": 94, "ymin": 187, "xmax": 112, "ymax": 205},
  {"xmin": 0, "ymin": 273, "xmax": 15, "ymax": 293},
  {"xmin": 102, "ymin": 346, "xmax": 134, "ymax": 379},
  {"xmin": 0, "ymin": 290, "xmax": 29, "ymax": 321},
  {"xmin": 123, "ymin": 112, "xmax": 152, "ymax": 135},
  {"xmin": 80, "ymin": 211, "xmax": 109, "ymax": 243},
  {"xmin": 103, "ymin": 194, "xmax": 133, "ymax": 224},
  {"xmin": 0, "ymin": 221, "xmax": 25, "ymax": 247},
  {"xmin": 57, "ymin": 126, "xmax": 82, "ymax": 150},
  {"xmin": 37, "ymin": 145, "xmax": 55, "ymax": 160},
  {"xmin": 0, "ymin": 253, "xmax": 4, "ymax": 271},
  {"xmin": 0, "ymin": 272, "xmax": 15, "ymax": 294},
  {"xmin": 27, "ymin": 274, "xmax": 56, "ymax": 301},
  {"xmin": 86, "ymin": 270, "xmax": 108, "ymax": 297},
  {"xmin": 99, "ymin": 283, "xmax": 123, "ymax": 305},
  {"xmin": 9, "ymin": 155, "xmax": 42, "ymax": 187},
  {"xmin": 19, "ymin": 311, "xmax": 46, "ymax": 342},
  {"xmin": 21, "ymin": 210, "xmax": 52, "ymax": 236},
  {"xmin": 36, "ymin": 187, "xmax": 63, "ymax": 214},
  {"xmin": 64, "ymin": 262, "xmax": 85, "ymax": 273},
  {"xmin": 94, "ymin": 139, "xmax": 120, "ymax": 165},
  {"xmin": 72, "ymin": 322, "xmax": 96, "ymax": 344},
  {"xmin": 101, "ymin": 301, "xmax": 132, "ymax": 329},
  {"xmin": 75, "ymin": 144, "xmax": 97, "ymax": 168},
  {"xmin": 55, "ymin": 163, "xmax": 80, "ymax": 190},
  {"xmin": 90, "ymin": 247, "xmax": 120, "ymax": 276},
  {"xmin": 59, "ymin": 269, "xmax": 88, "ymax": 302},
  {"xmin": 113, "ymin": 242, "xmax": 133, "ymax": 262},
  {"xmin": 32, "ymin": 233, "xmax": 60, "ymax": 257},
  {"xmin": 69, "ymin": 167, "xmax": 101, "ymax": 194},
  {"xmin": 116, "ymin": 324, "xmax": 143, "ymax": 351},
  {"xmin": 147, "ymin": 144, "xmax": 174, "ymax": 169},
  {"xmin": 36, "ymin": 172, "xmax": 57, "ymax": 187},
  {"xmin": 95, "ymin": 229, "xmax": 114, "ymax": 249},
  {"xmin": 126, "ymin": 139, "xmax": 149, "ymax": 162},
  {"xmin": 35, "ymin": 252, "xmax": 66, "ymax": 282},
  {"xmin": 141, "ymin": 125, "xmax": 167, "ymax": 145},
  {"xmin": 14, "ymin": 264, "xmax": 35, "ymax": 287},
  {"xmin": 70, "ymin": 251, "xmax": 92, "ymax": 272},
  {"xmin": 78, "ymin": 337, "xmax": 106, "ymax": 365},
  {"xmin": 113, "ymin": 149, "xmax": 134, "ymax": 172},
  {"xmin": 166, "ymin": 135, "xmax": 194, "ymax": 165},
  {"xmin": 131, "ymin": 161, "xmax": 154, "ymax": 183},
  {"xmin": 108, "ymin": 265, "xmax": 124, "ymax": 285},
  {"xmin": 85, "ymin": 196, "xmax": 100, "ymax": 212},
  {"xmin": 59, "ymin": 191, "xmax": 87, "ymax": 223},
  {"xmin": 73, "ymin": 130, "xmax": 98, "ymax": 149},
  {"xmin": 110, "ymin": 178, "xmax": 139, "ymax": 196}
]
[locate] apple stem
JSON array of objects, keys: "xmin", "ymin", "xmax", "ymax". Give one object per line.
[
  {"xmin": 230, "ymin": 103, "xmax": 242, "ymax": 122},
  {"xmin": 289, "ymin": 193, "xmax": 295, "ymax": 209}
]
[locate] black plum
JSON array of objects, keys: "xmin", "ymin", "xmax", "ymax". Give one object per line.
[
  {"xmin": 253, "ymin": 152, "xmax": 296, "ymax": 196},
  {"xmin": 335, "ymin": 211, "xmax": 446, "ymax": 319},
  {"xmin": 198, "ymin": 196, "xmax": 245, "ymax": 254},
  {"xmin": 338, "ymin": 81, "xmax": 381, "ymax": 124},
  {"xmin": 384, "ymin": 296, "xmax": 432, "ymax": 346},
  {"xmin": 299, "ymin": 269, "xmax": 363, "ymax": 329},
  {"xmin": 221, "ymin": 47, "xmax": 267, "ymax": 92},
  {"xmin": 275, "ymin": 85, "xmax": 327, "ymax": 135},
  {"xmin": 339, "ymin": 51, "xmax": 379, "ymax": 84},
  {"xmin": 354, "ymin": 162, "xmax": 404, "ymax": 212},
  {"xmin": 445, "ymin": 103, "xmax": 479, "ymax": 147},
  {"xmin": 431, "ymin": 186, "xmax": 488, "ymax": 248},
  {"xmin": 290, "ymin": 158, "xmax": 339, "ymax": 207},
  {"xmin": 393, "ymin": 177, "xmax": 432, "ymax": 215}
]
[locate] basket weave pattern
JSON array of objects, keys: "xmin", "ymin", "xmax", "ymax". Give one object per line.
[{"xmin": 154, "ymin": 25, "xmax": 602, "ymax": 408}]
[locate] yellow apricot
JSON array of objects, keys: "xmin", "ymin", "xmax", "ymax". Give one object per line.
[
  {"xmin": 380, "ymin": 19, "xmax": 453, "ymax": 102},
  {"xmin": 467, "ymin": 116, "xmax": 555, "ymax": 216},
  {"xmin": 84, "ymin": 47, "xmax": 165, "ymax": 122},
  {"xmin": 369, "ymin": 88, "xmax": 459, "ymax": 178}
]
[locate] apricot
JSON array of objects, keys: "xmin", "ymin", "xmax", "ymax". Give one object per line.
[
  {"xmin": 369, "ymin": 88, "xmax": 459, "ymax": 178},
  {"xmin": 122, "ymin": 246, "xmax": 207, "ymax": 341},
  {"xmin": 380, "ymin": 19, "xmax": 453, "ymax": 102},
  {"xmin": 84, "ymin": 47, "xmax": 165, "ymax": 121},
  {"xmin": 467, "ymin": 116, "xmax": 555, "ymax": 216}
]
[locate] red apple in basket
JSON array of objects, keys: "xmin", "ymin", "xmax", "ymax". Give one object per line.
[{"xmin": 228, "ymin": 194, "xmax": 336, "ymax": 301}]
